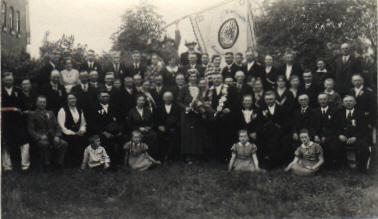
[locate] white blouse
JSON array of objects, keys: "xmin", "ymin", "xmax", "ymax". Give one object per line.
[{"xmin": 57, "ymin": 106, "xmax": 86, "ymax": 135}]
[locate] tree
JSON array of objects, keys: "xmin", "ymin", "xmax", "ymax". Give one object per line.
[
  {"xmin": 39, "ymin": 31, "xmax": 88, "ymax": 68},
  {"xmin": 111, "ymin": 3, "xmax": 165, "ymax": 55},
  {"xmin": 255, "ymin": 0, "xmax": 377, "ymax": 71}
]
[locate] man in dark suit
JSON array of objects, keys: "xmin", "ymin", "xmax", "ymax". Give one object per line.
[
  {"xmin": 336, "ymin": 95, "xmax": 370, "ymax": 172},
  {"xmin": 88, "ymin": 90, "xmax": 124, "ymax": 168},
  {"xmin": 205, "ymin": 73, "xmax": 232, "ymax": 162},
  {"xmin": 155, "ymin": 91, "xmax": 181, "ymax": 161},
  {"xmin": 313, "ymin": 93, "xmax": 340, "ymax": 168},
  {"xmin": 80, "ymin": 50, "xmax": 103, "ymax": 81},
  {"xmin": 299, "ymin": 70, "xmax": 320, "ymax": 107},
  {"xmin": 181, "ymin": 53, "xmax": 206, "ymax": 78},
  {"xmin": 28, "ymin": 95, "xmax": 68, "ymax": 171},
  {"xmin": 103, "ymin": 51, "xmax": 127, "ymax": 80},
  {"xmin": 278, "ymin": 51, "xmax": 303, "ymax": 82},
  {"xmin": 170, "ymin": 74, "xmax": 186, "ymax": 101},
  {"xmin": 258, "ymin": 91, "xmax": 289, "ymax": 168},
  {"xmin": 334, "ymin": 43, "xmax": 362, "ymax": 95},
  {"xmin": 243, "ymin": 50, "xmax": 264, "ymax": 81},
  {"xmin": 125, "ymin": 50, "xmax": 147, "ymax": 78},
  {"xmin": 150, "ymin": 74, "xmax": 169, "ymax": 107},
  {"xmin": 115, "ymin": 76, "xmax": 138, "ymax": 122},
  {"xmin": 349, "ymin": 74, "xmax": 376, "ymax": 128},
  {"xmin": 221, "ymin": 52, "xmax": 243, "ymax": 79},
  {"xmin": 40, "ymin": 70, "xmax": 67, "ymax": 115},
  {"xmin": 292, "ymin": 94, "xmax": 316, "ymax": 145},
  {"xmin": 35, "ymin": 50, "xmax": 61, "ymax": 90},
  {"xmin": 1, "ymin": 72, "xmax": 31, "ymax": 171},
  {"xmin": 180, "ymin": 41, "xmax": 201, "ymax": 66},
  {"xmin": 261, "ymin": 55, "xmax": 278, "ymax": 90},
  {"xmin": 71, "ymin": 70, "xmax": 98, "ymax": 115},
  {"xmin": 228, "ymin": 71, "xmax": 253, "ymax": 111}
]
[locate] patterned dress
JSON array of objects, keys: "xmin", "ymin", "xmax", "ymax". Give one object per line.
[
  {"xmin": 230, "ymin": 142, "xmax": 258, "ymax": 172},
  {"xmin": 124, "ymin": 141, "xmax": 157, "ymax": 171},
  {"xmin": 292, "ymin": 142, "xmax": 324, "ymax": 175}
]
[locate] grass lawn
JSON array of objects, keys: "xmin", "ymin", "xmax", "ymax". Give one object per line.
[{"xmin": 2, "ymin": 162, "xmax": 378, "ymax": 218}]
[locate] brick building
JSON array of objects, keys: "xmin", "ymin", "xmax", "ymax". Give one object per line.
[{"xmin": 1, "ymin": 0, "xmax": 30, "ymax": 57}]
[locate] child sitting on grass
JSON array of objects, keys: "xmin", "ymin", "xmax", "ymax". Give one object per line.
[
  {"xmin": 285, "ymin": 129, "xmax": 324, "ymax": 176},
  {"xmin": 228, "ymin": 130, "xmax": 263, "ymax": 172},
  {"xmin": 81, "ymin": 135, "xmax": 110, "ymax": 170},
  {"xmin": 124, "ymin": 130, "xmax": 161, "ymax": 171}
]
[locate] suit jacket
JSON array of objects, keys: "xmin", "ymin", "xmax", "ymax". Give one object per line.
[
  {"xmin": 221, "ymin": 63, "xmax": 244, "ymax": 79},
  {"xmin": 71, "ymin": 84, "xmax": 98, "ymax": 112},
  {"xmin": 275, "ymin": 88, "xmax": 295, "ymax": 115},
  {"xmin": 258, "ymin": 104, "xmax": 286, "ymax": 133},
  {"xmin": 278, "ymin": 63, "xmax": 303, "ymax": 82},
  {"xmin": 103, "ymin": 62, "xmax": 127, "ymax": 79},
  {"xmin": 349, "ymin": 87, "xmax": 377, "ymax": 126},
  {"xmin": 115, "ymin": 87, "xmax": 138, "ymax": 119},
  {"xmin": 234, "ymin": 108, "xmax": 260, "ymax": 134},
  {"xmin": 180, "ymin": 51, "xmax": 201, "ymax": 66},
  {"xmin": 292, "ymin": 107, "xmax": 316, "ymax": 136},
  {"xmin": 334, "ymin": 55, "xmax": 362, "ymax": 94},
  {"xmin": 80, "ymin": 61, "xmax": 103, "ymax": 81},
  {"xmin": 336, "ymin": 108, "xmax": 368, "ymax": 138},
  {"xmin": 299, "ymin": 82, "xmax": 321, "ymax": 107},
  {"xmin": 313, "ymin": 106, "xmax": 337, "ymax": 138},
  {"xmin": 88, "ymin": 103, "xmax": 121, "ymax": 135},
  {"xmin": 127, "ymin": 107, "xmax": 155, "ymax": 131},
  {"xmin": 181, "ymin": 64, "xmax": 205, "ymax": 78},
  {"xmin": 161, "ymin": 66, "xmax": 181, "ymax": 88},
  {"xmin": 150, "ymin": 86, "xmax": 170, "ymax": 107},
  {"xmin": 228, "ymin": 83, "xmax": 253, "ymax": 111},
  {"xmin": 28, "ymin": 109, "xmax": 60, "ymax": 140},
  {"xmin": 19, "ymin": 90, "xmax": 38, "ymax": 112},
  {"xmin": 243, "ymin": 61, "xmax": 264, "ymax": 81},
  {"xmin": 125, "ymin": 62, "xmax": 147, "ymax": 78},
  {"xmin": 40, "ymin": 83, "xmax": 67, "ymax": 115},
  {"xmin": 155, "ymin": 104, "xmax": 180, "ymax": 131},
  {"xmin": 205, "ymin": 84, "xmax": 231, "ymax": 114}
]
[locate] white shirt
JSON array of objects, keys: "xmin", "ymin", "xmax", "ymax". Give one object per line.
[
  {"xmin": 100, "ymin": 104, "xmax": 109, "ymax": 114},
  {"xmin": 277, "ymin": 88, "xmax": 286, "ymax": 97},
  {"xmin": 321, "ymin": 106, "xmax": 329, "ymax": 114},
  {"xmin": 57, "ymin": 107, "xmax": 86, "ymax": 135},
  {"xmin": 354, "ymin": 86, "xmax": 363, "ymax": 96},
  {"xmin": 215, "ymin": 85, "xmax": 222, "ymax": 95},
  {"xmin": 242, "ymin": 109, "xmax": 253, "ymax": 124},
  {"xmin": 88, "ymin": 61, "xmax": 94, "ymax": 69},
  {"xmin": 265, "ymin": 66, "xmax": 272, "ymax": 74},
  {"xmin": 166, "ymin": 65, "xmax": 178, "ymax": 73},
  {"xmin": 81, "ymin": 145, "xmax": 110, "ymax": 169},
  {"xmin": 346, "ymin": 109, "xmax": 355, "ymax": 118},
  {"xmin": 126, "ymin": 87, "xmax": 133, "ymax": 94},
  {"xmin": 4, "ymin": 87, "xmax": 13, "ymax": 96},
  {"xmin": 285, "ymin": 64, "xmax": 293, "ymax": 80},
  {"xmin": 342, "ymin": 55, "xmax": 350, "ymax": 63},
  {"xmin": 81, "ymin": 83, "xmax": 88, "ymax": 91},
  {"xmin": 268, "ymin": 104, "xmax": 276, "ymax": 115},
  {"xmin": 105, "ymin": 84, "xmax": 113, "ymax": 91},
  {"xmin": 136, "ymin": 107, "xmax": 144, "ymax": 119},
  {"xmin": 165, "ymin": 104, "xmax": 172, "ymax": 114},
  {"xmin": 189, "ymin": 86, "xmax": 199, "ymax": 99},
  {"xmin": 247, "ymin": 61, "xmax": 255, "ymax": 71}
]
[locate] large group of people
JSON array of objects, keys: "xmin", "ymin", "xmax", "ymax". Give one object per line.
[{"xmin": 2, "ymin": 41, "xmax": 376, "ymax": 175}]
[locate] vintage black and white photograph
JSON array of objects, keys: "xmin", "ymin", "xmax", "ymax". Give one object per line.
[{"xmin": 1, "ymin": 0, "xmax": 377, "ymax": 218}]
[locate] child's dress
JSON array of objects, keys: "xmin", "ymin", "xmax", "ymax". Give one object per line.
[
  {"xmin": 292, "ymin": 142, "xmax": 323, "ymax": 175},
  {"xmin": 230, "ymin": 142, "xmax": 258, "ymax": 172},
  {"xmin": 124, "ymin": 141, "xmax": 159, "ymax": 171},
  {"xmin": 81, "ymin": 145, "xmax": 110, "ymax": 169}
]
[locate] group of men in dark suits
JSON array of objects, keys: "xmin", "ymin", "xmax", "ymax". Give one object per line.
[{"xmin": 1, "ymin": 42, "xmax": 376, "ymax": 173}]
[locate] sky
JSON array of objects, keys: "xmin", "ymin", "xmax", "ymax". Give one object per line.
[{"xmin": 28, "ymin": 0, "xmax": 229, "ymax": 58}]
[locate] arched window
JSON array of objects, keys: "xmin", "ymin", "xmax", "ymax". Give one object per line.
[
  {"xmin": 9, "ymin": 6, "xmax": 13, "ymax": 31},
  {"xmin": 1, "ymin": 2, "xmax": 6, "ymax": 29},
  {"xmin": 16, "ymin": 10, "xmax": 20, "ymax": 33}
]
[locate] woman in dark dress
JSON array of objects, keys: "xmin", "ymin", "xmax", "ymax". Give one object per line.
[
  {"xmin": 161, "ymin": 56, "xmax": 181, "ymax": 89},
  {"xmin": 57, "ymin": 93, "xmax": 87, "ymax": 167},
  {"xmin": 275, "ymin": 75, "xmax": 295, "ymax": 115},
  {"xmin": 127, "ymin": 94, "xmax": 158, "ymax": 159},
  {"xmin": 177, "ymin": 72, "xmax": 210, "ymax": 163}
]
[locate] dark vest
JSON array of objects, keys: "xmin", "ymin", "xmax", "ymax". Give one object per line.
[{"xmin": 63, "ymin": 105, "xmax": 83, "ymax": 132}]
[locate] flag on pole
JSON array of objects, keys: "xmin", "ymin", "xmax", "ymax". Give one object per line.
[{"xmin": 189, "ymin": 0, "xmax": 256, "ymax": 56}]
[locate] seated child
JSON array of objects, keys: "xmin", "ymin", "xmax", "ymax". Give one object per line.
[
  {"xmin": 81, "ymin": 135, "xmax": 110, "ymax": 170},
  {"xmin": 228, "ymin": 130, "xmax": 262, "ymax": 172},
  {"xmin": 285, "ymin": 129, "xmax": 324, "ymax": 176},
  {"xmin": 124, "ymin": 130, "xmax": 161, "ymax": 171}
]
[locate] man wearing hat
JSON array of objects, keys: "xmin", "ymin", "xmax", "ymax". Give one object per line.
[{"xmin": 180, "ymin": 41, "xmax": 202, "ymax": 66}]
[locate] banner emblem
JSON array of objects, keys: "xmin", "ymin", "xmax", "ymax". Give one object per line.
[{"xmin": 218, "ymin": 18, "xmax": 239, "ymax": 49}]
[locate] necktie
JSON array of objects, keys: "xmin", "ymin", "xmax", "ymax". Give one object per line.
[{"xmin": 347, "ymin": 111, "xmax": 352, "ymax": 120}]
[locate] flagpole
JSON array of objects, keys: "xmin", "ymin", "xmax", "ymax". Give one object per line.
[{"xmin": 189, "ymin": 16, "xmax": 203, "ymax": 53}]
